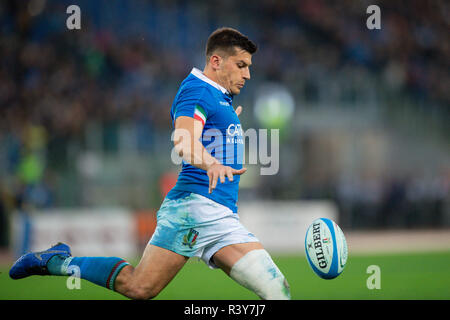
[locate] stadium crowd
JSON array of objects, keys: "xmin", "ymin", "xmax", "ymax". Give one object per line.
[{"xmin": 0, "ymin": 0, "xmax": 448, "ymax": 245}]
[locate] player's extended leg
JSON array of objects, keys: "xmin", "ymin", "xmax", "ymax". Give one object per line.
[
  {"xmin": 114, "ymin": 244, "xmax": 188, "ymax": 299},
  {"xmin": 212, "ymin": 242, "xmax": 291, "ymax": 300},
  {"xmin": 9, "ymin": 242, "xmax": 188, "ymax": 300}
]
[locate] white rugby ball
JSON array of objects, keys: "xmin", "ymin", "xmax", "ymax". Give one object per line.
[{"xmin": 304, "ymin": 218, "xmax": 348, "ymax": 279}]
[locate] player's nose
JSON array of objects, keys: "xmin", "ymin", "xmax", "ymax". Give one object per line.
[{"xmin": 243, "ymin": 67, "xmax": 250, "ymax": 80}]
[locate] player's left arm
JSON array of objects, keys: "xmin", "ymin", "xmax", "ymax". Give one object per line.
[{"xmin": 173, "ymin": 105, "xmax": 246, "ymax": 193}]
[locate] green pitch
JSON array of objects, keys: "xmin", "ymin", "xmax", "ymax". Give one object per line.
[{"xmin": 1, "ymin": 251, "xmax": 449, "ymax": 300}]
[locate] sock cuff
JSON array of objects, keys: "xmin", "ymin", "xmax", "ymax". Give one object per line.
[{"xmin": 106, "ymin": 260, "xmax": 130, "ymax": 291}]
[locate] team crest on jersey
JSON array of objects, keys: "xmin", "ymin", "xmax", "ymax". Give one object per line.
[{"xmin": 182, "ymin": 228, "xmax": 199, "ymax": 249}]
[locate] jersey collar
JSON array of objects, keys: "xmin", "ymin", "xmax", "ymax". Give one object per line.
[{"xmin": 191, "ymin": 67, "xmax": 231, "ymax": 96}]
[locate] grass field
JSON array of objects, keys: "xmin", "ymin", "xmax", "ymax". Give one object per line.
[{"xmin": 1, "ymin": 250, "xmax": 449, "ymax": 300}]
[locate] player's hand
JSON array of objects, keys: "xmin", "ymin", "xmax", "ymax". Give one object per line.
[
  {"xmin": 207, "ymin": 163, "xmax": 247, "ymax": 193},
  {"xmin": 235, "ymin": 105, "xmax": 242, "ymax": 117}
]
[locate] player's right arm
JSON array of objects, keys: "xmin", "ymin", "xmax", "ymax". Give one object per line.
[{"xmin": 173, "ymin": 116, "xmax": 246, "ymax": 193}]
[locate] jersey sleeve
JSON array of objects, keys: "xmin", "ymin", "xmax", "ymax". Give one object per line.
[{"xmin": 172, "ymin": 86, "xmax": 216, "ymax": 126}]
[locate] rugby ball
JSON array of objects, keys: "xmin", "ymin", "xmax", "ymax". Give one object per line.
[{"xmin": 304, "ymin": 218, "xmax": 348, "ymax": 279}]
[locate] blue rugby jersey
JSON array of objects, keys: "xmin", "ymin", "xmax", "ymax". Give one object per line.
[{"xmin": 166, "ymin": 68, "xmax": 244, "ymax": 213}]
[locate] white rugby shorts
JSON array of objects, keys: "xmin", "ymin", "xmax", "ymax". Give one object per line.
[{"xmin": 149, "ymin": 192, "xmax": 259, "ymax": 268}]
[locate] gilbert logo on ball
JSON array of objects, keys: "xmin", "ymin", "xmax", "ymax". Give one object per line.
[{"xmin": 305, "ymin": 218, "xmax": 348, "ymax": 279}]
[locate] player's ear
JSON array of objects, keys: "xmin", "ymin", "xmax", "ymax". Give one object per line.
[{"xmin": 209, "ymin": 54, "xmax": 222, "ymax": 70}]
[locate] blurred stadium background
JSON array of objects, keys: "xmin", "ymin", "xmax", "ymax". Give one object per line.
[{"xmin": 0, "ymin": 0, "xmax": 449, "ymax": 299}]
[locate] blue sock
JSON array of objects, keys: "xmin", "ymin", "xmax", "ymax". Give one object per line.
[{"xmin": 47, "ymin": 255, "xmax": 130, "ymax": 290}]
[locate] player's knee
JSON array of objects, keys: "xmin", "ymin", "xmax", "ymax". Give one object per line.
[
  {"xmin": 117, "ymin": 269, "xmax": 161, "ymax": 300},
  {"xmin": 129, "ymin": 285, "xmax": 160, "ymax": 300},
  {"xmin": 123, "ymin": 281, "xmax": 161, "ymax": 300},
  {"xmin": 229, "ymin": 249, "xmax": 291, "ymax": 300}
]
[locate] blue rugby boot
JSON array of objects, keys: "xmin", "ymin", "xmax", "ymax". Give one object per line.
[{"xmin": 9, "ymin": 242, "xmax": 72, "ymax": 279}]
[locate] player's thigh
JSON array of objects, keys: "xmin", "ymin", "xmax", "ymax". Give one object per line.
[
  {"xmin": 116, "ymin": 244, "xmax": 188, "ymax": 295},
  {"xmin": 212, "ymin": 242, "xmax": 264, "ymax": 275}
]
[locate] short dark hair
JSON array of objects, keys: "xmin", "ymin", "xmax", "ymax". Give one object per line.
[{"xmin": 206, "ymin": 27, "xmax": 257, "ymax": 60}]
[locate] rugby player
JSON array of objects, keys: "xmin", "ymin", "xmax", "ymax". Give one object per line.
[{"xmin": 9, "ymin": 27, "xmax": 291, "ymax": 300}]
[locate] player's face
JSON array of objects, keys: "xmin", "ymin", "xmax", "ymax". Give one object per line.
[{"xmin": 217, "ymin": 48, "xmax": 252, "ymax": 95}]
